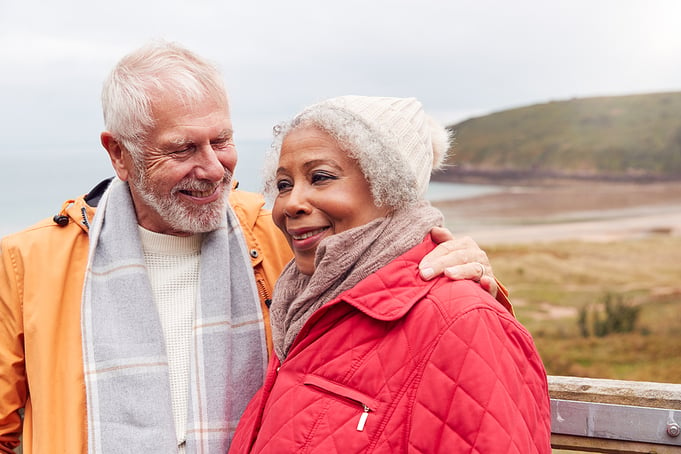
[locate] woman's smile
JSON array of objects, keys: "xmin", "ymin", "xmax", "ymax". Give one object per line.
[{"xmin": 286, "ymin": 226, "xmax": 329, "ymax": 254}]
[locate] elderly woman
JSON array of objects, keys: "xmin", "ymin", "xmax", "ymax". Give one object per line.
[{"xmin": 229, "ymin": 96, "xmax": 551, "ymax": 453}]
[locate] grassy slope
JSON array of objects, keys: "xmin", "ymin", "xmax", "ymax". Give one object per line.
[
  {"xmin": 488, "ymin": 235, "xmax": 681, "ymax": 383},
  {"xmin": 441, "ymin": 91, "xmax": 681, "ymax": 180}
]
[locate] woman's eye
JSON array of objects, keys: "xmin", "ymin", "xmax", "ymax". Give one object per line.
[
  {"xmin": 276, "ymin": 180, "xmax": 292, "ymax": 192},
  {"xmin": 311, "ymin": 172, "xmax": 335, "ymax": 184}
]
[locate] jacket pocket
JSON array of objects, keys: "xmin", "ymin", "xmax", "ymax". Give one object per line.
[{"xmin": 304, "ymin": 374, "xmax": 380, "ymax": 432}]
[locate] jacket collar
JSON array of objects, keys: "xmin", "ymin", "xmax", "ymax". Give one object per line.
[{"xmin": 332, "ymin": 236, "xmax": 438, "ymax": 321}]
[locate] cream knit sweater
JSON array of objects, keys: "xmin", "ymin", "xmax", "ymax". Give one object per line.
[{"xmin": 139, "ymin": 226, "xmax": 202, "ymax": 452}]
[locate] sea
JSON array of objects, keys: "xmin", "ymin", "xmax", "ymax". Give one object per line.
[{"xmin": 0, "ymin": 140, "xmax": 501, "ymax": 237}]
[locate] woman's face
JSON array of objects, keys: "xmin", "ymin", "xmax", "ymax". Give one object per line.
[{"xmin": 272, "ymin": 126, "xmax": 391, "ymax": 275}]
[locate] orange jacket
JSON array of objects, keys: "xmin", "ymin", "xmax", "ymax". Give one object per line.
[{"xmin": 0, "ymin": 180, "xmax": 292, "ymax": 453}]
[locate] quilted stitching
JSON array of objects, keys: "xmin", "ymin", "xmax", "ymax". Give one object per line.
[
  {"xmin": 229, "ymin": 239, "xmax": 551, "ymax": 453},
  {"xmin": 410, "ymin": 304, "xmax": 549, "ymax": 453}
]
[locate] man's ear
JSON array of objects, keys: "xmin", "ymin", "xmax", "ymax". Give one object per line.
[{"xmin": 101, "ymin": 132, "xmax": 131, "ymax": 181}]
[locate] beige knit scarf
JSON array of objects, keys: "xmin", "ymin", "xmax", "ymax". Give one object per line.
[{"xmin": 270, "ymin": 200, "xmax": 444, "ymax": 360}]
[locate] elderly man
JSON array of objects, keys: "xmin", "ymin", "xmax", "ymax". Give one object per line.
[{"xmin": 0, "ymin": 41, "xmax": 508, "ymax": 453}]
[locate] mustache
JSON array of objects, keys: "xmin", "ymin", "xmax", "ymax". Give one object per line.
[{"xmin": 172, "ymin": 170, "xmax": 233, "ymax": 194}]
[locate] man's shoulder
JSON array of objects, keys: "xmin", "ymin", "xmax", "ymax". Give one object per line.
[
  {"xmin": 0, "ymin": 219, "xmax": 84, "ymax": 268},
  {"xmin": 2, "ymin": 217, "xmax": 61, "ymax": 243},
  {"xmin": 1, "ymin": 195, "xmax": 92, "ymax": 252},
  {"xmin": 228, "ymin": 189, "xmax": 270, "ymax": 228},
  {"xmin": 229, "ymin": 188, "xmax": 266, "ymax": 208}
]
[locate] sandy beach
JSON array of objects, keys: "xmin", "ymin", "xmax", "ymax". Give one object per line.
[{"xmin": 431, "ymin": 181, "xmax": 681, "ymax": 245}]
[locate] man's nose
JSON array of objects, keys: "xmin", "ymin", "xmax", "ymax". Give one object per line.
[{"xmin": 194, "ymin": 145, "xmax": 226, "ymax": 181}]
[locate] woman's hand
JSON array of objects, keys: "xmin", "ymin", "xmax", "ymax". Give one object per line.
[{"xmin": 419, "ymin": 226, "xmax": 499, "ymax": 298}]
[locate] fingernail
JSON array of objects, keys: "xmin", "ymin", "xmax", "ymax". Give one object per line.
[{"xmin": 420, "ymin": 267, "xmax": 434, "ymax": 280}]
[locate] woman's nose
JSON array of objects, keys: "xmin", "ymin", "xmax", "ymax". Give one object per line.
[{"xmin": 284, "ymin": 186, "xmax": 311, "ymax": 217}]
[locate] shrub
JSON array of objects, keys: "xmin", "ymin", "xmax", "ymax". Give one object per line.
[{"xmin": 578, "ymin": 293, "xmax": 640, "ymax": 338}]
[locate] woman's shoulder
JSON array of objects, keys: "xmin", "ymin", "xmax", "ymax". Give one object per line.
[{"xmin": 426, "ymin": 278, "xmax": 517, "ymax": 324}]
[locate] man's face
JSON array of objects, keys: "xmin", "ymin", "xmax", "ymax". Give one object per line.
[{"xmin": 123, "ymin": 93, "xmax": 237, "ymax": 236}]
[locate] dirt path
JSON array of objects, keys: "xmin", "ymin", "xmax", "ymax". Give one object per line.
[{"xmin": 431, "ymin": 181, "xmax": 681, "ymax": 245}]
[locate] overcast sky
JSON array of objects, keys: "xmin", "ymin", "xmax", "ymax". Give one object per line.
[{"xmin": 2, "ymin": 0, "xmax": 681, "ymax": 153}]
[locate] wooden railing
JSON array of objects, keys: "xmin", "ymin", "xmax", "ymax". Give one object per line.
[
  {"xmin": 12, "ymin": 376, "xmax": 681, "ymax": 453},
  {"xmin": 549, "ymin": 376, "xmax": 681, "ymax": 453}
]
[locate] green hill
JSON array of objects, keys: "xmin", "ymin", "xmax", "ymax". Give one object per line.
[{"xmin": 437, "ymin": 91, "xmax": 681, "ymax": 183}]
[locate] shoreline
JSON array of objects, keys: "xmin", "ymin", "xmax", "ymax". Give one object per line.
[
  {"xmin": 3, "ymin": 180, "xmax": 681, "ymax": 246},
  {"xmin": 431, "ymin": 180, "xmax": 681, "ymax": 245}
]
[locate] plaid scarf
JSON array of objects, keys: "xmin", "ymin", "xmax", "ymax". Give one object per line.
[{"xmin": 81, "ymin": 178, "xmax": 267, "ymax": 453}]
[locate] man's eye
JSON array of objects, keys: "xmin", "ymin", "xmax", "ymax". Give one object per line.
[
  {"xmin": 171, "ymin": 146, "xmax": 193, "ymax": 154},
  {"xmin": 212, "ymin": 139, "xmax": 233, "ymax": 150}
]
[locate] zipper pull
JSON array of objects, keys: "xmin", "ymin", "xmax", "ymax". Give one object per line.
[{"xmin": 356, "ymin": 404, "xmax": 370, "ymax": 431}]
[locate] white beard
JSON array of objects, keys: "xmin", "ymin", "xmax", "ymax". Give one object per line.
[{"xmin": 132, "ymin": 170, "xmax": 233, "ymax": 234}]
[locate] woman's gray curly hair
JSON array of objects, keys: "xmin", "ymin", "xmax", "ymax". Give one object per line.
[{"xmin": 263, "ymin": 100, "xmax": 450, "ymax": 209}]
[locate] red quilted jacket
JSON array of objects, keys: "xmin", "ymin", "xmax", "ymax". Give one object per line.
[{"xmin": 229, "ymin": 237, "xmax": 551, "ymax": 453}]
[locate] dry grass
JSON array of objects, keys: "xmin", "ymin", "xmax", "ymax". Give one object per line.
[
  {"xmin": 485, "ymin": 236, "xmax": 681, "ymax": 383},
  {"xmin": 431, "ymin": 180, "xmax": 681, "ymax": 384},
  {"xmin": 433, "ymin": 182, "xmax": 681, "ymax": 452}
]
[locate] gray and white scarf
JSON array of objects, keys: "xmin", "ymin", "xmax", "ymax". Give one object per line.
[
  {"xmin": 271, "ymin": 201, "xmax": 444, "ymax": 360},
  {"xmin": 81, "ymin": 178, "xmax": 267, "ymax": 453}
]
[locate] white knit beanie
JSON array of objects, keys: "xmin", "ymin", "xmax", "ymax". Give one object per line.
[
  {"xmin": 264, "ymin": 95, "xmax": 451, "ymax": 208},
  {"xmin": 316, "ymin": 95, "xmax": 449, "ymax": 196}
]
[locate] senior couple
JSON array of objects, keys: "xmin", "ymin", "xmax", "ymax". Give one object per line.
[{"xmin": 0, "ymin": 40, "xmax": 551, "ymax": 453}]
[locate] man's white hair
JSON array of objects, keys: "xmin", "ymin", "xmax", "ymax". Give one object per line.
[{"xmin": 101, "ymin": 40, "xmax": 228, "ymax": 164}]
